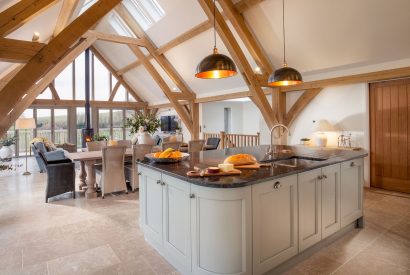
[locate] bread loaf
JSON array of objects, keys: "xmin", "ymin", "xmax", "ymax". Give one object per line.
[{"xmin": 223, "ymin": 154, "xmax": 257, "ymax": 166}]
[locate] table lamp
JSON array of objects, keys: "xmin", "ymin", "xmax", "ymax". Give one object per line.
[
  {"xmin": 15, "ymin": 118, "xmax": 36, "ymax": 176},
  {"xmin": 312, "ymin": 119, "xmax": 334, "ymax": 147}
]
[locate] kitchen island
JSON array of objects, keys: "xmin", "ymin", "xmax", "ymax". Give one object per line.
[{"xmin": 138, "ymin": 145, "xmax": 367, "ymax": 275}]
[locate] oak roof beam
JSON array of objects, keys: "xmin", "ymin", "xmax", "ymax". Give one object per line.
[
  {"xmin": 53, "ymin": 0, "xmax": 81, "ymax": 37},
  {"xmin": 84, "ymin": 30, "xmax": 147, "ymax": 46},
  {"xmin": 0, "ymin": 38, "xmax": 45, "ymax": 63},
  {"xmin": 0, "ymin": 0, "xmax": 59, "ymax": 37}
]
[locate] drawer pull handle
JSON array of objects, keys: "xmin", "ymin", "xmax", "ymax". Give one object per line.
[
  {"xmin": 137, "ymin": 172, "xmax": 142, "ymax": 176},
  {"xmin": 189, "ymin": 193, "xmax": 195, "ymax": 199},
  {"xmin": 161, "ymin": 181, "xmax": 166, "ymax": 186},
  {"xmin": 322, "ymin": 175, "xmax": 327, "ymax": 179},
  {"xmin": 273, "ymin": 181, "xmax": 281, "ymax": 189},
  {"xmin": 317, "ymin": 175, "xmax": 323, "ymax": 180},
  {"xmin": 156, "ymin": 180, "xmax": 161, "ymax": 184},
  {"xmin": 350, "ymin": 162, "xmax": 355, "ymax": 167}
]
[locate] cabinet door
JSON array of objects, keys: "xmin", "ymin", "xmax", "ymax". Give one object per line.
[
  {"xmin": 191, "ymin": 185, "xmax": 252, "ymax": 275},
  {"xmin": 298, "ymin": 168, "xmax": 322, "ymax": 252},
  {"xmin": 252, "ymin": 175, "xmax": 298, "ymax": 275},
  {"xmin": 341, "ymin": 158, "xmax": 364, "ymax": 227},
  {"xmin": 162, "ymin": 174, "xmax": 191, "ymax": 273},
  {"xmin": 138, "ymin": 165, "xmax": 144, "ymax": 228},
  {"xmin": 321, "ymin": 164, "xmax": 341, "ymax": 238},
  {"xmin": 140, "ymin": 166, "xmax": 163, "ymax": 246}
]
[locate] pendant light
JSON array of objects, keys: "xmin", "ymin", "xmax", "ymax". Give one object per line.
[
  {"xmin": 268, "ymin": 0, "xmax": 302, "ymax": 86},
  {"xmin": 195, "ymin": 0, "xmax": 237, "ymax": 79}
]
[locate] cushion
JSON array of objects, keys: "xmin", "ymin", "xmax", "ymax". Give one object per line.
[{"xmin": 34, "ymin": 142, "xmax": 47, "ymax": 154}]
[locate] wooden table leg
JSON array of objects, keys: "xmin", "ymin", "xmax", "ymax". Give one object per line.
[
  {"xmin": 79, "ymin": 161, "xmax": 87, "ymax": 190},
  {"xmin": 85, "ymin": 160, "xmax": 97, "ymax": 199}
]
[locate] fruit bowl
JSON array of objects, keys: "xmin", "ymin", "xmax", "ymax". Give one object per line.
[{"xmin": 145, "ymin": 152, "xmax": 190, "ymax": 163}]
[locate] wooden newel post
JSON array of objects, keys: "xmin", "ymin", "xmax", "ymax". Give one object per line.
[
  {"xmin": 256, "ymin": 132, "xmax": 260, "ymax": 145},
  {"xmin": 220, "ymin": 131, "xmax": 225, "ymax": 149}
]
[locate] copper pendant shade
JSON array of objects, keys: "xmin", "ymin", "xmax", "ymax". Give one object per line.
[
  {"xmin": 195, "ymin": 47, "xmax": 237, "ymax": 79},
  {"xmin": 195, "ymin": 0, "xmax": 237, "ymax": 79},
  {"xmin": 268, "ymin": 64, "xmax": 302, "ymax": 86},
  {"xmin": 268, "ymin": 0, "xmax": 302, "ymax": 87}
]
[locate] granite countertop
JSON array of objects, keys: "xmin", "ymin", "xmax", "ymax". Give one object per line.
[{"xmin": 138, "ymin": 145, "xmax": 368, "ymax": 188}]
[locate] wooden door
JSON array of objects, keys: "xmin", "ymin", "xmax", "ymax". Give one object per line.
[{"xmin": 370, "ymin": 79, "xmax": 410, "ymax": 193}]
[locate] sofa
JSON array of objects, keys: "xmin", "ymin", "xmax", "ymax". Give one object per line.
[{"xmin": 31, "ymin": 141, "xmax": 67, "ymax": 173}]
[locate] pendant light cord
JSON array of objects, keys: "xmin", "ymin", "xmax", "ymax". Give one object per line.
[
  {"xmin": 282, "ymin": 0, "xmax": 286, "ymax": 66},
  {"xmin": 213, "ymin": 0, "xmax": 216, "ymax": 50}
]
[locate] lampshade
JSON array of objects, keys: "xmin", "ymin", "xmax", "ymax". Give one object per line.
[
  {"xmin": 15, "ymin": 118, "xmax": 36, "ymax": 130},
  {"xmin": 312, "ymin": 120, "xmax": 334, "ymax": 132},
  {"xmin": 195, "ymin": 47, "xmax": 237, "ymax": 79},
  {"xmin": 268, "ymin": 66, "xmax": 303, "ymax": 87}
]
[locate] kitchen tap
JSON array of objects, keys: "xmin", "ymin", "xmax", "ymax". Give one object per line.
[{"xmin": 266, "ymin": 124, "xmax": 291, "ymax": 159}]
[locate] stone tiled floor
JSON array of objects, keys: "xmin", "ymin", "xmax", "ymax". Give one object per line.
[{"xmin": 0, "ymin": 158, "xmax": 409, "ymax": 275}]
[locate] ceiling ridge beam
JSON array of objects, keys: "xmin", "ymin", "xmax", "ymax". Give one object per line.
[
  {"xmin": 53, "ymin": 0, "xmax": 80, "ymax": 37},
  {"xmin": 89, "ymin": 45, "xmax": 145, "ymax": 102},
  {"xmin": 198, "ymin": 0, "xmax": 276, "ymax": 129},
  {"xmin": 0, "ymin": 36, "xmax": 97, "ymax": 136},
  {"xmin": 218, "ymin": 0, "xmax": 273, "ymax": 76},
  {"xmin": 0, "ymin": 0, "xmax": 59, "ymax": 37},
  {"xmin": 0, "ymin": 38, "xmax": 46, "ymax": 63}
]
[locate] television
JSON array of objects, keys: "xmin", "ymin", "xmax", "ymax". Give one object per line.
[{"xmin": 161, "ymin": 116, "xmax": 178, "ymax": 132}]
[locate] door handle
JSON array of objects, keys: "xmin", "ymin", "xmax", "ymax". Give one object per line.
[
  {"xmin": 189, "ymin": 193, "xmax": 195, "ymax": 199},
  {"xmin": 317, "ymin": 175, "xmax": 323, "ymax": 180},
  {"xmin": 273, "ymin": 181, "xmax": 281, "ymax": 189},
  {"xmin": 156, "ymin": 180, "xmax": 161, "ymax": 184},
  {"xmin": 350, "ymin": 162, "xmax": 355, "ymax": 167},
  {"xmin": 322, "ymin": 174, "xmax": 327, "ymax": 179}
]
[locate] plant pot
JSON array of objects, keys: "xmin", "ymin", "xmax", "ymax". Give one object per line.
[
  {"xmin": 0, "ymin": 146, "xmax": 13, "ymax": 159},
  {"xmin": 138, "ymin": 132, "xmax": 155, "ymax": 145}
]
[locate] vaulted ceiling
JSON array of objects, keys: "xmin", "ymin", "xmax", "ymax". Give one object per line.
[{"xmin": 1, "ymin": 0, "xmax": 410, "ymax": 137}]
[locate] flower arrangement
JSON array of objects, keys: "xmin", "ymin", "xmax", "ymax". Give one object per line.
[
  {"xmin": 0, "ymin": 136, "xmax": 16, "ymax": 146},
  {"xmin": 93, "ymin": 133, "xmax": 109, "ymax": 141},
  {"xmin": 125, "ymin": 112, "xmax": 160, "ymax": 135}
]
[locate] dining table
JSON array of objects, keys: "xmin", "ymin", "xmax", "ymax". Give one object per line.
[{"xmin": 65, "ymin": 148, "xmax": 134, "ymax": 199}]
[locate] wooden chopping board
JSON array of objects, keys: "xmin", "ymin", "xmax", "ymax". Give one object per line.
[
  {"xmin": 234, "ymin": 163, "xmax": 271, "ymax": 169},
  {"xmin": 187, "ymin": 169, "xmax": 242, "ymax": 177}
]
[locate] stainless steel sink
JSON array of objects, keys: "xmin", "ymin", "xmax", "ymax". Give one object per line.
[{"xmin": 271, "ymin": 156, "xmax": 327, "ymax": 168}]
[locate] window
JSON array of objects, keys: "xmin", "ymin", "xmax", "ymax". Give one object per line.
[
  {"xmin": 123, "ymin": 0, "xmax": 165, "ymax": 31},
  {"xmin": 112, "ymin": 109, "xmax": 124, "ymax": 140},
  {"xmin": 125, "ymin": 110, "xmax": 136, "ymax": 138},
  {"xmin": 75, "ymin": 53, "xmax": 86, "ymax": 100},
  {"xmin": 17, "ymin": 109, "xmax": 33, "ymax": 156},
  {"xmin": 109, "ymin": 12, "xmax": 136, "ymax": 37},
  {"xmin": 37, "ymin": 87, "xmax": 53, "ymax": 99},
  {"xmin": 54, "ymin": 109, "xmax": 68, "ymax": 144},
  {"xmin": 113, "ymin": 85, "xmax": 127, "ymax": 102},
  {"xmin": 36, "ymin": 109, "xmax": 52, "ymax": 141},
  {"xmin": 98, "ymin": 109, "xmax": 110, "ymax": 138},
  {"xmin": 76, "ymin": 108, "xmax": 85, "ymax": 149},
  {"xmin": 93, "ymin": 55, "xmax": 110, "ymax": 101},
  {"xmin": 80, "ymin": 0, "xmax": 98, "ymax": 14},
  {"xmin": 55, "ymin": 63, "xmax": 73, "ymax": 100}
]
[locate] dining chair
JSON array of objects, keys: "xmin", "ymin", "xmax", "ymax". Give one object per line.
[
  {"xmin": 161, "ymin": 141, "xmax": 181, "ymax": 151},
  {"xmin": 86, "ymin": 140, "xmax": 107, "ymax": 151},
  {"xmin": 125, "ymin": 144, "xmax": 153, "ymax": 191},
  {"xmin": 96, "ymin": 146, "xmax": 127, "ymax": 198},
  {"xmin": 188, "ymin": 139, "xmax": 205, "ymax": 153},
  {"xmin": 117, "ymin": 140, "xmax": 132, "ymax": 148}
]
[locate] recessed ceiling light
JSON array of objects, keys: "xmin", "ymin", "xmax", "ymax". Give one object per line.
[
  {"xmin": 254, "ymin": 66, "xmax": 261, "ymax": 73},
  {"xmin": 32, "ymin": 32, "xmax": 40, "ymax": 42}
]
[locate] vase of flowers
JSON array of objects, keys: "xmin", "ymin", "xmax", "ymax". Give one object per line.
[
  {"xmin": 0, "ymin": 136, "xmax": 16, "ymax": 159},
  {"xmin": 125, "ymin": 112, "xmax": 160, "ymax": 145}
]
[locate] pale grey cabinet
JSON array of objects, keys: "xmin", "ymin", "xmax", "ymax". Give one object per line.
[
  {"xmin": 252, "ymin": 175, "xmax": 298, "ymax": 274},
  {"xmin": 298, "ymin": 168, "xmax": 322, "ymax": 251},
  {"xmin": 341, "ymin": 159, "xmax": 363, "ymax": 227},
  {"xmin": 321, "ymin": 164, "xmax": 341, "ymax": 238},
  {"xmin": 140, "ymin": 166, "xmax": 163, "ymax": 246},
  {"xmin": 190, "ymin": 185, "xmax": 252, "ymax": 275}
]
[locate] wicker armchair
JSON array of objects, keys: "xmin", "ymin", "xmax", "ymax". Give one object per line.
[{"xmin": 38, "ymin": 152, "xmax": 75, "ymax": 203}]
